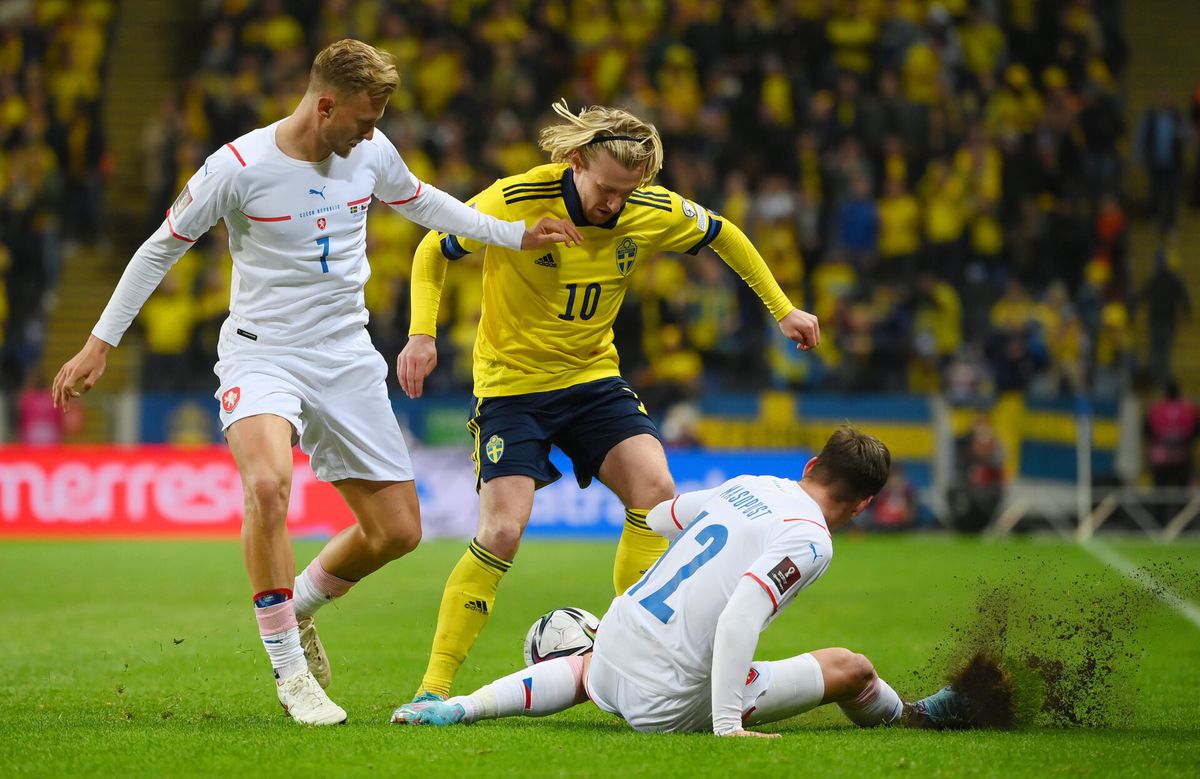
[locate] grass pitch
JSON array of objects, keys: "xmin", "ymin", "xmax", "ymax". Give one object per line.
[{"xmin": 1, "ymin": 534, "xmax": 1198, "ymax": 777}]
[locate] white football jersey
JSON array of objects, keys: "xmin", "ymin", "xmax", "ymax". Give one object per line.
[
  {"xmin": 94, "ymin": 121, "xmax": 525, "ymax": 347},
  {"xmin": 595, "ymin": 475, "xmax": 833, "ymax": 693}
]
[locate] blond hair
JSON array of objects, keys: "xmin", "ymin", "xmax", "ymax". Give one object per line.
[
  {"xmin": 538, "ymin": 99, "xmax": 663, "ymax": 187},
  {"xmin": 309, "ymin": 39, "xmax": 399, "ymax": 101}
]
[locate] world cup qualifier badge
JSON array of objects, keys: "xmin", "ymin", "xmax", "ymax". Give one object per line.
[
  {"xmin": 172, "ymin": 184, "xmax": 192, "ymax": 218},
  {"xmin": 485, "ymin": 434, "xmax": 505, "ymax": 463},
  {"xmin": 221, "ymin": 386, "xmax": 241, "ymax": 413},
  {"xmin": 766, "ymin": 556, "xmax": 802, "ymax": 595}
]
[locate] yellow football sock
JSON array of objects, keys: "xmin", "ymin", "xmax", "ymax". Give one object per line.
[
  {"xmin": 418, "ymin": 538, "xmax": 511, "ymax": 698},
  {"xmin": 612, "ymin": 508, "xmax": 668, "ymax": 594}
]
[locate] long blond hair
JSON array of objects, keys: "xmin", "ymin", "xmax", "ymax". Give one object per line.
[
  {"xmin": 309, "ymin": 39, "xmax": 399, "ymax": 100},
  {"xmin": 538, "ymin": 99, "xmax": 663, "ymax": 187}
]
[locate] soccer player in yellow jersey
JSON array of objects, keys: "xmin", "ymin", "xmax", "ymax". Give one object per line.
[{"xmin": 395, "ymin": 101, "xmax": 820, "ymax": 705}]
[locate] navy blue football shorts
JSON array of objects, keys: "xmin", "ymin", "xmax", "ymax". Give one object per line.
[{"xmin": 468, "ymin": 376, "xmax": 661, "ymax": 491}]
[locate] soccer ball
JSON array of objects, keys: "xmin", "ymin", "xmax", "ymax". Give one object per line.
[{"xmin": 522, "ymin": 606, "xmax": 600, "ymax": 666}]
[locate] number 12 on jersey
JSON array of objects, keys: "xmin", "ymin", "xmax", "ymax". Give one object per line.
[{"xmin": 628, "ymin": 515, "xmax": 729, "ymax": 623}]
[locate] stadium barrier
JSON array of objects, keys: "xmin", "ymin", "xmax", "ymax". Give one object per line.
[
  {"xmin": 0, "ymin": 445, "xmax": 817, "ymax": 538},
  {"xmin": 4, "ymin": 389, "xmax": 1171, "ymax": 537},
  {"xmin": 1076, "ymin": 486, "xmax": 1200, "ymax": 541}
]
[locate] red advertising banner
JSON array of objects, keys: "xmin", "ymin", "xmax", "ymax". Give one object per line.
[
  {"xmin": 0, "ymin": 445, "xmax": 814, "ymax": 539},
  {"xmin": 0, "ymin": 446, "xmax": 356, "ymax": 537}
]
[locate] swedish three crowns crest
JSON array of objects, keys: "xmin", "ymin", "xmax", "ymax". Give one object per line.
[
  {"xmin": 486, "ymin": 434, "xmax": 505, "ymax": 463},
  {"xmin": 615, "ymin": 237, "xmax": 638, "ymax": 276}
]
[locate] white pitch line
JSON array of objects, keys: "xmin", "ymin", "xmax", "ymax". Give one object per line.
[{"xmin": 1082, "ymin": 540, "xmax": 1200, "ymax": 631}]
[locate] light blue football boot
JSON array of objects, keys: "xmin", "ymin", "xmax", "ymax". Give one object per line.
[
  {"xmin": 390, "ymin": 690, "xmax": 446, "ymax": 725},
  {"xmin": 390, "ymin": 697, "xmax": 466, "ymax": 726},
  {"xmin": 909, "ymin": 685, "xmax": 973, "ymax": 729}
]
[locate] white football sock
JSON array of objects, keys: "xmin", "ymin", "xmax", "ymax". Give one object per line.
[
  {"xmin": 457, "ymin": 656, "xmax": 587, "ymax": 722},
  {"xmin": 263, "ymin": 628, "xmax": 307, "ymax": 681},
  {"xmin": 254, "ymin": 600, "xmax": 306, "ymax": 681},
  {"xmin": 838, "ymin": 675, "xmax": 904, "ymax": 727},
  {"xmin": 293, "ymin": 559, "xmax": 356, "ymax": 619},
  {"xmin": 742, "ymin": 653, "xmax": 826, "ymax": 727}
]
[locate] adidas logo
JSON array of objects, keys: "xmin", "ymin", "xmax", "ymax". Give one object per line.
[
  {"xmin": 464, "ymin": 600, "xmax": 489, "ymax": 614},
  {"xmin": 534, "ymin": 253, "xmax": 556, "ymax": 268}
]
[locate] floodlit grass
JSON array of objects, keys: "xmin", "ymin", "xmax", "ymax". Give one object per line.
[{"xmin": 1, "ymin": 535, "xmax": 1197, "ymax": 777}]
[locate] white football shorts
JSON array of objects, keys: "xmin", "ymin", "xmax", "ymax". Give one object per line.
[
  {"xmin": 213, "ymin": 319, "xmax": 413, "ymax": 483},
  {"xmin": 586, "ymin": 616, "xmax": 784, "ymax": 733}
]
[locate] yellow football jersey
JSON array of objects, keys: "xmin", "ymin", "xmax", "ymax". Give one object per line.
[{"xmin": 410, "ymin": 163, "xmax": 795, "ymax": 397}]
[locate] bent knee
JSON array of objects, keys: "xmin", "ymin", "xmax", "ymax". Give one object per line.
[
  {"xmin": 831, "ymin": 651, "xmax": 877, "ymax": 697},
  {"xmin": 847, "ymin": 652, "xmax": 877, "ymax": 688},
  {"xmin": 242, "ymin": 472, "xmax": 291, "ymax": 518},
  {"xmin": 632, "ymin": 472, "xmax": 675, "ymax": 508},
  {"xmin": 824, "ymin": 648, "xmax": 876, "ymax": 690},
  {"xmin": 477, "ymin": 521, "xmax": 524, "ymax": 560},
  {"xmin": 371, "ymin": 522, "xmax": 421, "ymax": 560},
  {"xmin": 647, "ymin": 473, "xmax": 675, "ymax": 503}
]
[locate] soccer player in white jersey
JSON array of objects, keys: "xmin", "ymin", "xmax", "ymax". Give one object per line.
[
  {"xmin": 51, "ymin": 39, "xmax": 582, "ymax": 726},
  {"xmin": 393, "ymin": 427, "xmax": 974, "ymax": 734}
]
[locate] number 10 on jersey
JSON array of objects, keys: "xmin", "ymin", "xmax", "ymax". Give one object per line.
[{"xmin": 558, "ymin": 282, "xmax": 601, "ymax": 321}]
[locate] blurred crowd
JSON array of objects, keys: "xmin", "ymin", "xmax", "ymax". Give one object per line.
[
  {"xmin": 139, "ymin": 0, "xmax": 1150, "ymax": 409},
  {"xmin": 6, "ymin": 0, "xmax": 1186, "ymax": 421},
  {"xmin": 0, "ymin": 0, "xmax": 112, "ymax": 391}
]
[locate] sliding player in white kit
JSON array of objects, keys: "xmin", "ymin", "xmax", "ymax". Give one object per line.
[
  {"xmin": 51, "ymin": 39, "xmax": 582, "ymax": 726},
  {"xmin": 393, "ymin": 427, "xmax": 973, "ymax": 734}
]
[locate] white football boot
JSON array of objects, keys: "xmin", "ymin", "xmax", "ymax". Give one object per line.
[
  {"xmin": 298, "ymin": 616, "xmax": 331, "ymax": 689},
  {"xmin": 277, "ymin": 670, "xmax": 347, "ymax": 725}
]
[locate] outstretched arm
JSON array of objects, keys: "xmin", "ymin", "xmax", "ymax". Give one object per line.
[
  {"xmin": 52, "ymin": 334, "xmax": 112, "ymax": 411},
  {"xmin": 388, "ymin": 182, "xmax": 580, "ymax": 251},
  {"xmin": 776, "ymin": 309, "xmax": 821, "ymax": 352},
  {"xmin": 55, "ymin": 148, "xmax": 236, "ymax": 410},
  {"xmin": 374, "ymin": 135, "xmax": 580, "ymax": 251},
  {"xmin": 55, "ymin": 224, "xmax": 193, "ymax": 410},
  {"xmin": 708, "ymin": 219, "xmax": 819, "ymax": 350}
]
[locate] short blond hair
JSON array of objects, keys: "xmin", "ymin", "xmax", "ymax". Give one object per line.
[
  {"xmin": 539, "ymin": 99, "xmax": 663, "ymax": 187},
  {"xmin": 309, "ymin": 39, "xmax": 399, "ymax": 101}
]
